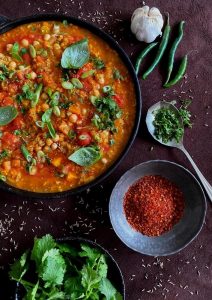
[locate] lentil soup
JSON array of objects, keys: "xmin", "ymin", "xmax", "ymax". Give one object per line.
[{"xmin": 0, "ymin": 21, "xmax": 136, "ymax": 192}]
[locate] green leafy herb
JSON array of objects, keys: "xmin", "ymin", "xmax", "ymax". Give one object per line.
[
  {"xmin": 68, "ymin": 146, "xmax": 101, "ymax": 166},
  {"xmin": 0, "ymin": 64, "xmax": 15, "ymax": 81},
  {"xmin": 113, "ymin": 69, "xmax": 124, "ymax": 81},
  {"xmin": 11, "ymin": 42, "xmax": 23, "ymax": 62},
  {"xmin": 20, "ymin": 48, "xmax": 27, "ymax": 55},
  {"xmin": 21, "ymin": 83, "xmax": 43, "ymax": 107},
  {"xmin": 153, "ymin": 107, "xmax": 184, "ymax": 143},
  {"xmin": 68, "ymin": 129, "xmax": 76, "ymax": 139},
  {"xmin": 61, "ymin": 38, "xmax": 90, "ymax": 69},
  {"xmin": 9, "ymin": 234, "xmax": 123, "ymax": 300},
  {"xmin": 0, "ymin": 106, "xmax": 18, "ymax": 126},
  {"xmin": 91, "ymin": 56, "xmax": 105, "ymax": 69},
  {"xmin": 90, "ymin": 95, "xmax": 122, "ymax": 132},
  {"xmin": 14, "ymin": 129, "xmax": 21, "ymax": 136},
  {"xmin": 0, "ymin": 149, "xmax": 8, "ymax": 160}
]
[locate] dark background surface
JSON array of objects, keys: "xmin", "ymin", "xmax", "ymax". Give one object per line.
[{"xmin": 0, "ymin": 0, "xmax": 212, "ymax": 299}]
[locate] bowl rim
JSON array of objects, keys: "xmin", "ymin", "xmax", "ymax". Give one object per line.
[
  {"xmin": 0, "ymin": 13, "xmax": 141, "ymax": 199},
  {"xmin": 109, "ymin": 159, "xmax": 207, "ymax": 256}
]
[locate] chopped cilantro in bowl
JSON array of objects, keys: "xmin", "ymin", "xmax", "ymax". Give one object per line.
[{"xmin": 10, "ymin": 234, "xmax": 124, "ymax": 300}]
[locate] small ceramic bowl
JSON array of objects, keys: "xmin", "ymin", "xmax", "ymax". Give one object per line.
[{"xmin": 109, "ymin": 160, "xmax": 206, "ymax": 256}]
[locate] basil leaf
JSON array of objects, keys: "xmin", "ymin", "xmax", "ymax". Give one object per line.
[
  {"xmin": 68, "ymin": 147, "xmax": 101, "ymax": 166},
  {"xmin": 0, "ymin": 106, "xmax": 18, "ymax": 126},
  {"xmin": 61, "ymin": 38, "xmax": 90, "ymax": 69},
  {"xmin": 11, "ymin": 42, "xmax": 23, "ymax": 62}
]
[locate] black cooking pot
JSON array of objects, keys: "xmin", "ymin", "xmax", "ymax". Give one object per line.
[{"xmin": 0, "ymin": 14, "xmax": 141, "ymax": 199}]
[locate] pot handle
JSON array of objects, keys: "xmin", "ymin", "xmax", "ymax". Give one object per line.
[{"xmin": 0, "ymin": 15, "xmax": 11, "ymax": 26}]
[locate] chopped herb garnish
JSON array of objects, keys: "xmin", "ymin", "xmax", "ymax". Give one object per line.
[
  {"xmin": 20, "ymin": 48, "xmax": 27, "ymax": 55},
  {"xmin": 153, "ymin": 107, "xmax": 184, "ymax": 143},
  {"xmin": 0, "ymin": 149, "xmax": 8, "ymax": 160},
  {"xmin": 11, "ymin": 42, "xmax": 23, "ymax": 62},
  {"xmin": 113, "ymin": 69, "xmax": 124, "ymax": 80},
  {"xmin": 0, "ymin": 64, "xmax": 15, "ymax": 81},
  {"xmin": 14, "ymin": 129, "xmax": 22, "ymax": 136},
  {"xmin": 90, "ymin": 95, "xmax": 121, "ymax": 132},
  {"xmin": 91, "ymin": 56, "xmax": 105, "ymax": 69}
]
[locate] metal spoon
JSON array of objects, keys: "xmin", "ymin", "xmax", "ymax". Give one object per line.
[{"xmin": 146, "ymin": 101, "xmax": 212, "ymax": 201}]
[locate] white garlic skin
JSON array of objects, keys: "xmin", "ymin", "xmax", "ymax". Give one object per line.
[{"xmin": 131, "ymin": 6, "xmax": 164, "ymax": 43}]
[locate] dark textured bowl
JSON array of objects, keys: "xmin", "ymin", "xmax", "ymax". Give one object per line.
[
  {"xmin": 13, "ymin": 237, "xmax": 125, "ymax": 299},
  {"xmin": 109, "ymin": 160, "xmax": 207, "ymax": 256},
  {"xmin": 0, "ymin": 14, "xmax": 141, "ymax": 199}
]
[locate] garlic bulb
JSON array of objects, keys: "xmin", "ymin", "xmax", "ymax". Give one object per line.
[{"xmin": 131, "ymin": 6, "xmax": 164, "ymax": 43}]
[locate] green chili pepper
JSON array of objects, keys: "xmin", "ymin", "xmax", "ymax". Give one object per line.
[
  {"xmin": 164, "ymin": 54, "xmax": 188, "ymax": 88},
  {"xmin": 135, "ymin": 42, "xmax": 158, "ymax": 75},
  {"xmin": 142, "ymin": 15, "xmax": 171, "ymax": 80},
  {"xmin": 164, "ymin": 21, "xmax": 185, "ymax": 85}
]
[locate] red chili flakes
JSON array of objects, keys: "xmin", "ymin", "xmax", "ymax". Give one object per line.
[{"xmin": 123, "ymin": 175, "xmax": 185, "ymax": 237}]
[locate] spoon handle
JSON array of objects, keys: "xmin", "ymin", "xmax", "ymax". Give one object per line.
[{"xmin": 178, "ymin": 144, "xmax": 212, "ymax": 201}]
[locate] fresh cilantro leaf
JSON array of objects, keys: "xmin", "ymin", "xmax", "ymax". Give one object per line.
[
  {"xmin": 47, "ymin": 289, "xmax": 65, "ymax": 300},
  {"xmin": 58, "ymin": 243, "xmax": 78, "ymax": 256},
  {"xmin": 79, "ymin": 244, "xmax": 101, "ymax": 262},
  {"xmin": 64, "ymin": 277, "xmax": 84, "ymax": 298},
  {"xmin": 25, "ymin": 280, "xmax": 39, "ymax": 300},
  {"xmin": 11, "ymin": 42, "xmax": 23, "ymax": 62},
  {"xmin": 99, "ymin": 278, "xmax": 117, "ymax": 300},
  {"xmin": 0, "ymin": 149, "xmax": 8, "ymax": 160},
  {"xmin": 41, "ymin": 248, "xmax": 66, "ymax": 287},
  {"xmin": 179, "ymin": 108, "xmax": 192, "ymax": 127},
  {"xmin": 91, "ymin": 56, "xmax": 105, "ymax": 69},
  {"xmin": 0, "ymin": 64, "xmax": 15, "ymax": 80},
  {"xmin": 9, "ymin": 250, "xmax": 29, "ymax": 281},
  {"xmin": 96, "ymin": 255, "xmax": 108, "ymax": 278},
  {"xmin": 81, "ymin": 264, "xmax": 101, "ymax": 291},
  {"xmin": 113, "ymin": 69, "xmax": 124, "ymax": 81},
  {"xmin": 31, "ymin": 234, "xmax": 56, "ymax": 269}
]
